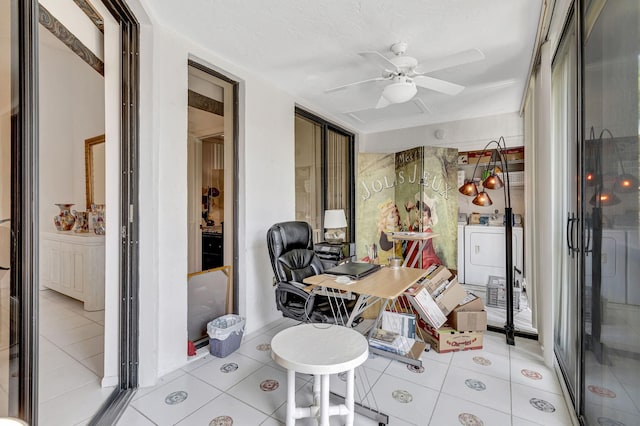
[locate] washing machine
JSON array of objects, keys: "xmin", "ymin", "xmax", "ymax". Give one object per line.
[{"xmin": 464, "ymin": 224, "xmax": 524, "ymax": 286}]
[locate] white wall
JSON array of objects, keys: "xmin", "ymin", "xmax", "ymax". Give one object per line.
[
  {"xmin": 133, "ymin": 1, "xmax": 296, "ymax": 383},
  {"xmin": 38, "ymin": 28, "xmax": 105, "ymax": 231},
  {"xmin": 361, "ymin": 112, "xmax": 524, "ymax": 153}
]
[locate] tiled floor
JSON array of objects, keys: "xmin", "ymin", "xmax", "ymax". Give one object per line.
[
  {"xmin": 119, "ymin": 317, "xmax": 576, "ymax": 426},
  {"xmin": 38, "ymin": 289, "xmax": 113, "ymax": 425}
]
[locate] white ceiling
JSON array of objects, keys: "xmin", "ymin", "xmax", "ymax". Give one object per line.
[{"xmin": 148, "ymin": 0, "xmax": 543, "ymax": 134}]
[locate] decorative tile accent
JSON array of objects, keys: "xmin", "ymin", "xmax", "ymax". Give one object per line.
[
  {"xmin": 38, "ymin": 4, "xmax": 104, "ymax": 76},
  {"xmin": 521, "ymin": 369, "xmax": 543, "ymax": 380},
  {"xmin": 465, "ymin": 379, "xmax": 487, "ymax": 391},
  {"xmin": 529, "ymin": 397, "xmax": 556, "ymax": 413},
  {"xmin": 391, "ymin": 389, "xmax": 413, "ymax": 403},
  {"xmin": 256, "ymin": 343, "xmax": 271, "ymax": 352},
  {"xmin": 458, "ymin": 412, "xmax": 485, "ymax": 425},
  {"xmin": 220, "ymin": 363, "xmax": 239, "ymax": 373},
  {"xmin": 259, "ymin": 379, "xmax": 279, "ymax": 391},
  {"xmin": 472, "ymin": 356, "xmax": 492, "ymax": 366},
  {"xmin": 597, "ymin": 417, "xmax": 625, "ymax": 426},
  {"xmin": 165, "ymin": 390, "xmax": 188, "ymax": 405},
  {"xmin": 209, "ymin": 415, "xmax": 234, "ymax": 426},
  {"xmin": 407, "ymin": 364, "xmax": 425, "ymax": 373},
  {"xmin": 587, "ymin": 384, "xmax": 617, "ymax": 398}
]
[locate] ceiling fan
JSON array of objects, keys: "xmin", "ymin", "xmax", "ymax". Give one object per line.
[{"xmin": 326, "ymin": 42, "xmax": 485, "ymax": 109}]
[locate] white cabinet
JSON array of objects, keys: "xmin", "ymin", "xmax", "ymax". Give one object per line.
[
  {"xmin": 40, "ymin": 231, "xmax": 105, "ymax": 311},
  {"xmin": 464, "ymin": 225, "xmax": 523, "ymax": 286}
]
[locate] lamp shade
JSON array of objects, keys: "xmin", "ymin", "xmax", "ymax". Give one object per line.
[
  {"xmin": 472, "ymin": 190, "xmax": 493, "ymax": 206},
  {"xmin": 458, "ymin": 180, "xmax": 479, "ymax": 197},
  {"xmin": 324, "ymin": 209, "xmax": 347, "ymax": 228},
  {"xmin": 381, "ymin": 81, "xmax": 417, "ymax": 104},
  {"xmin": 483, "ymin": 173, "xmax": 504, "ymax": 190}
]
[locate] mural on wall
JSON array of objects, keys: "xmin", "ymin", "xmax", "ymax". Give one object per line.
[{"xmin": 356, "ymin": 146, "xmax": 458, "ymax": 270}]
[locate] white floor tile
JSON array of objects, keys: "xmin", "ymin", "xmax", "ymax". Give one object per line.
[
  {"xmin": 429, "ymin": 391, "xmax": 511, "ymax": 425},
  {"xmin": 63, "ymin": 335, "xmax": 104, "ymax": 360},
  {"xmin": 361, "ymin": 350, "xmax": 393, "ymax": 372},
  {"xmin": 79, "ymin": 353, "xmax": 104, "ymax": 376},
  {"xmin": 132, "ymin": 369, "xmax": 187, "ymax": 402},
  {"xmin": 369, "ymin": 371, "xmax": 439, "ymax": 424},
  {"xmin": 226, "ymin": 364, "xmax": 308, "ymax": 416},
  {"xmin": 175, "ymin": 393, "xmax": 270, "ymax": 425},
  {"xmin": 511, "ymin": 383, "xmax": 574, "ymax": 426},
  {"xmin": 188, "ymin": 351, "xmax": 264, "ymax": 391},
  {"xmin": 441, "ymin": 365, "xmax": 511, "ymax": 414},
  {"xmin": 478, "ymin": 331, "xmax": 511, "ymax": 357},
  {"xmin": 450, "ymin": 347, "xmax": 511, "ymax": 381},
  {"xmin": 39, "ymin": 382, "xmax": 114, "ymax": 426},
  {"xmin": 384, "ymin": 356, "xmax": 447, "ymax": 392},
  {"xmin": 39, "ymin": 361, "xmax": 100, "ymax": 403},
  {"xmin": 131, "ymin": 374, "xmax": 222, "ymax": 426},
  {"xmin": 43, "ymin": 322, "xmax": 104, "ymax": 347},
  {"xmin": 328, "ymin": 365, "xmax": 384, "ymax": 402},
  {"xmin": 115, "ymin": 407, "xmax": 157, "ymax": 425},
  {"xmin": 510, "ymin": 355, "xmax": 563, "ymax": 394},
  {"xmin": 39, "ymin": 344, "xmax": 78, "ymax": 374},
  {"xmin": 237, "ymin": 332, "xmax": 277, "ymax": 363}
]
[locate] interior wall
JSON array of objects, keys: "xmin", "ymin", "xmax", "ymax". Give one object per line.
[
  {"xmin": 38, "ymin": 30, "xmax": 105, "ymax": 231},
  {"xmin": 361, "ymin": 112, "xmax": 524, "ymax": 153},
  {"xmin": 132, "ymin": 8, "xmax": 295, "ymax": 382}
]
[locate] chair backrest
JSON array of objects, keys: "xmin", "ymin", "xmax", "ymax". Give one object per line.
[{"xmin": 267, "ymin": 221, "xmax": 324, "ymax": 283}]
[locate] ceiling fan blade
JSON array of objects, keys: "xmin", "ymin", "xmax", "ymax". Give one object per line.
[
  {"xmin": 325, "ymin": 76, "xmax": 388, "ymax": 93},
  {"xmin": 414, "ymin": 75, "xmax": 464, "ymax": 96},
  {"xmin": 358, "ymin": 51, "xmax": 399, "ymax": 72},
  {"xmin": 375, "ymin": 95, "xmax": 391, "ymax": 109},
  {"xmin": 414, "ymin": 48, "xmax": 485, "ymax": 74}
]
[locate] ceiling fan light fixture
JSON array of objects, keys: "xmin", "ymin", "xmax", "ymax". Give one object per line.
[{"xmin": 381, "ymin": 80, "xmax": 417, "ymax": 104}]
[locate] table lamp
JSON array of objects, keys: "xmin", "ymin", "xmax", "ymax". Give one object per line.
[{"xmin": 323, "ymin": 209, "xmax": 347, "ymax": 244}]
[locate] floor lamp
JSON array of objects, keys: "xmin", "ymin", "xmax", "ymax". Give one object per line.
[{"xmin": 458, "ymin": 136, "xmax": 515, "ymax": 345}]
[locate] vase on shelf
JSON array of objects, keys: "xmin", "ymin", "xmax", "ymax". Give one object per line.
[
  {"xmin": 53, "ymin": 203, "xmax": 75, "ymax": 231},
  {"xmin": 73, "ymin": 210, "xmax": 89, "ymax": 233}
]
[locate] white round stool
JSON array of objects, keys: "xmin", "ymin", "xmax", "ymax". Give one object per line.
[{"xmin": 271, "ymin": 324, "xmax": 369, "ymax": 426}]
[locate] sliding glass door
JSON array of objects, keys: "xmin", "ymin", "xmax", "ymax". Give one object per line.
[
  {"xmin": 552, "ymin": 8, "xmax": 581, "ymax": 407},
  {"xmin": 581, "ymin": 1, "xmax": 640, "ymax": 424}
]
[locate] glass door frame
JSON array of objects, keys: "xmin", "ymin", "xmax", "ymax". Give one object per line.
[{"xmin": 11, "ymin": 0, "xmax": 141, "ymax": 423}]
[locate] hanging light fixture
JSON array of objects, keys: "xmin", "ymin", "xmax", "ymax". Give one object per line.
[
  {"xmin": 472, "ymin": 190, "xmax": 493, "ymax": 206},
  {"xmin": 458, "ymin": 137, "xmax": 515, "ymax": 346}
]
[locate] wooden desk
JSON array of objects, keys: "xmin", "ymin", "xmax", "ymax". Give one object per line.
[
  {"xmin": 388, "ymin": 231, "xmax": 438, "ymax": 268},
  {"xmin": 304, "ymin": 266, "xmax": 428, "ymax": 366}
]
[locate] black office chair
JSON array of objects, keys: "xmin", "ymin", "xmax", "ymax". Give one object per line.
[{"xmin": 267, "ymin": 221, "xmax": 352, "ymax": 323}]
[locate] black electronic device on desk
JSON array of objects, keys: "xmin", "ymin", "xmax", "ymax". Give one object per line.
[
  {"xmin": 324, "ymin": 262, "xmax": 381, "ymax": 280},
  {"xmin": 314, "ymin": 242, "xmax": 355, "ymax": 268}
]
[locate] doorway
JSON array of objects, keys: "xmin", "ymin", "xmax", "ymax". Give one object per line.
[{"xmin": 186, "ymin": 62, "xmax": 239, "ymax": 347}]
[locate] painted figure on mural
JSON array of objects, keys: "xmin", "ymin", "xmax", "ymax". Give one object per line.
[
  {"xmin": 403, "ymin": 192, "xmax": 442, "ymax": 268},
  {"xmin": 371, "ymin": 199, "xmax": 403, "ymax": 264}
]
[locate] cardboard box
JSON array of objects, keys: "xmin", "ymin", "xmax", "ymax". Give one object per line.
[
  {"xmin": 405, "ymin": 285, "xmax": 447, "ymax": 329},
  {"xmin": 423, "ymin": 264, "xmax": 453, "ymax": 293},
  {"xmin": 421, "ymin": 323, "xmax": 483, "ymax": 353},
  {"xmin": 432, "ymin": 277, "xmax": 467, "ymax": 316},
  {"xmin": 449, "ymin": 310, "xmax": 487, "ymax": 332},
  {"xmin": 455, "ymin": 292, "xmax": 485, "ymax": 312}
]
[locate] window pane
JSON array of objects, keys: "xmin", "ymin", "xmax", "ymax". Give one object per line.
[{"xmin": 294, "ymin": 115, "xmax": 322, "ymax": 233}]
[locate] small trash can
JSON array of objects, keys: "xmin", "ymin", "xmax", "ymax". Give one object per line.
[{"xmin": 207, "ymin": 314, "xmax": 245, "ymax": 357}]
